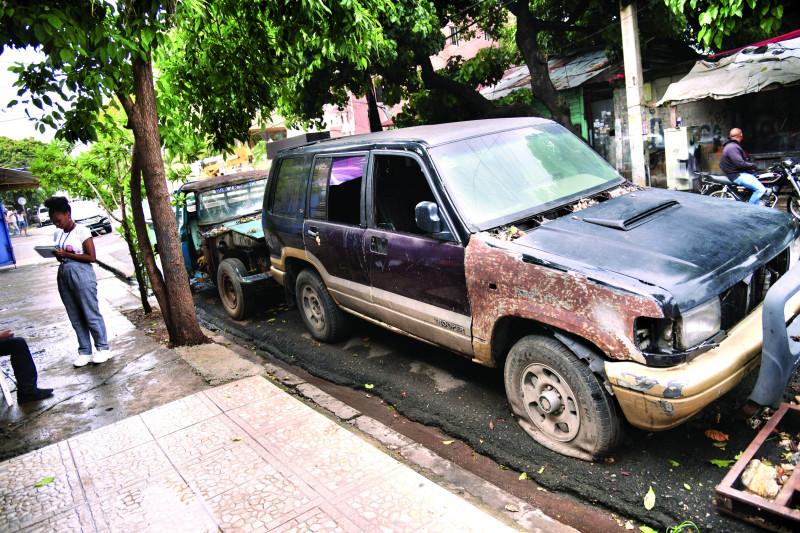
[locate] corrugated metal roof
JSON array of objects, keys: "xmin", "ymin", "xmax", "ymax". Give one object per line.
[
  {"xmin": 0, "ymin": 167, "xmax": 39, "ymax": 192},
  {"xmin": 480, "ymin": 49, "xmax": 610, "ymax": 101}
]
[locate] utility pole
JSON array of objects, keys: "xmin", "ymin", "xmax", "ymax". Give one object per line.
[{"xmin": 620, "ymin": 0, "xmax": 649, "ymax": 186}]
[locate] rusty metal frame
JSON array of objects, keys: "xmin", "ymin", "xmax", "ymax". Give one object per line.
[{"xmin": 716, "ymin": 403, "xmax": 800, "ymax": 532}]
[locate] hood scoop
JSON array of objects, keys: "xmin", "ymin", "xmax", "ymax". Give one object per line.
[{"xmin": 583, "ymin": 200, "xmax": 679, "ymax": 231}]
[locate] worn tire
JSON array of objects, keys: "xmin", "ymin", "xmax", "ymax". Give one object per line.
[
  {"xmin": 295, "ymin": 269, "xmax": 349, "ymax": 342},
  {"xmin": 217, "ymin": 258, "xmax": 255, "ymax": 320},
  {"xmin": 504, "ymin": 334, "xmax": 621, "ymax": 460}
]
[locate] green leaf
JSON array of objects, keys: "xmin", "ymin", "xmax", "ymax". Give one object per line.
[
  {"xmin": 59, "ymin": 48, "xmax": 72, "ymax": 64},
  {"xmin": 364, "ymin": 384, "xmax": 374, "ymax": 389},
  {"xmin": 34, "ymin": 476, "xmax": 54, "ymax": 487},
  {"xmin": 519, "ymin": 472, "xmax": 529, "ymax": 480},
  {"xmin": 709, "ymin": 459, "xmax": 735, "ymax": 467},
  {"xmin": 387, "ymin": 405, "xmax": 395, "ymax": 410},
  {"xmin": 442, "ymin": 440, "xmax": 454, "ymax": 445},
  {"xmin": 639, "ymin": 527, "xmax": 659, "ymax": 533},
  {"xmin": 47, "ymin": 14, "xmax": 62, "ymax": 29},
  {"xmin": 644, "ymin": 486, "xmax": 656, "ymax": 510},
  {"xmin": 684, "ymin": 483, "xmax": 691, "ymax": 490},
  {"xmin": 669, "ymin": 460, "xmax": 679, "ymax": 467},
  {"xmin": 231, "ymin": 437, "xmax": 242, "ymax": 442}
]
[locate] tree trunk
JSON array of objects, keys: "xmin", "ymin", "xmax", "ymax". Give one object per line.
[
  {"xmin": 365, "ymin": 81, "xmax": 383, "ymax": 133},
  {"xmin": 120, "ymin": 54, "xmax": 206, "ymax": 346},
  {"xmin": 117, "ymin": 166, "xmax": 152, "ymax": 314},
  {"xmin": 508, "ymin": 3, "xmax": 575, "ymax": 130}
]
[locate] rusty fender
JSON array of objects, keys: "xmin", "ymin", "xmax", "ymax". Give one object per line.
[{"xmin": 464, "ymin": 236, "xmax": 664, "ymax": 366}]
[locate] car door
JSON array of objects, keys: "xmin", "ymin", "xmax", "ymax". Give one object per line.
[
  {"xmin": 365, "ymin": 152, "xmax": 473, "ymax": 354},
  {"xmin": 302, "ymin": 154, "xmax": 373, "ymax": 314}
]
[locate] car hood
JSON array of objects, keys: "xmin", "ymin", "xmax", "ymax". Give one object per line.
[{"xmin": 507, "ymin": 188, "xmax": 799, "ymax": 312}]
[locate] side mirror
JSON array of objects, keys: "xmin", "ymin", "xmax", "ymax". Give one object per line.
[{"xmin": 415, "ymin": 201, "xmax": 455, "ymax": 241}]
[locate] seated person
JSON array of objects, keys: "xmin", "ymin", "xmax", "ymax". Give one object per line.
[{"xmin": 0, "ymin": 330, "xmax": 54, "ymax": 404}]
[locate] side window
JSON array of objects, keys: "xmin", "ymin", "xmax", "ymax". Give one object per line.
[
  {"xmin": 372, "ymin": 155, "xmax": 436, "ymax": 234},
  {"xmin": 309, "ymin": 158, "xmax": 331, "ymax": 220},
  {"xmin": 270, "ymin": 157, "xmax": 308, "ymax": 217},
  {"xmin": 312, "ymin": 155, "xmax": 365, "ymax": 225}
]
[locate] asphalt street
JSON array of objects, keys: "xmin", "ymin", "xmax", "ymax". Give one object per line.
[{"xmin": 191, "ymin": 278, "xmax": 787, "ymax": 533}]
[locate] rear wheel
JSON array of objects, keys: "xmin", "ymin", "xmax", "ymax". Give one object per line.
[
  {"xmin": 504, "ymin": 334, "xmax": 621, "ymax": 460},
  {"xmin": 709, "ymin": 189, "xmax": 736, "ymax": 200},
  {"xmin": 217, "ymin": 258, "xmax": 255, "ymax": 320},
  {"xmin": 295, "ymin": 269, "xmax": 349, "ymax": 342}
]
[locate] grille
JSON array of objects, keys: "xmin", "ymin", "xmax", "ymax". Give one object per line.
[{"xmin": 720, "ymin": 249, "xmax": 789, "ymax": 330}]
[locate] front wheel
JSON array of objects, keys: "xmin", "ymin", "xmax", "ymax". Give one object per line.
[
  {"xmin": 789, "ymin": 196, "xmax": 800, "ymax": 220},
  {"xmin": 217, "ymin": 258, "xmax": 256, "ymax": 320},
  {"xmin": 295, "ymin": 269, "xmax": 349, "ymax": 342},
  {"xmin": 504, "ymin": 335, "xmax": 621, "ymax": 460}
]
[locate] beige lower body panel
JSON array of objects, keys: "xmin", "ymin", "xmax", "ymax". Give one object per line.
[{"xmin": 607, "ymin": 292, "xmax": 800, "ymax": 431}]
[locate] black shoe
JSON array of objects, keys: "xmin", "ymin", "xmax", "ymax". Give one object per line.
[{"xmin": 17, "ymin": 388, "xmax": 54, "ymax": 404}]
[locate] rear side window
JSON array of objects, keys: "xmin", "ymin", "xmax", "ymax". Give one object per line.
[
  {"xmin": 309, "ymin": 155, "xmax": 365, "ymax": 225},
  {"xmin": 270, "ymin": 158, "xmax": 308, "ymax": 217}
]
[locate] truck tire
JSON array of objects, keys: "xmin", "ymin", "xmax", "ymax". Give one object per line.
[
  {"xmin": 504, "ymin": 334, "xmax": 621, "ymax": 460},
  {"xmin": 295, "ymin": 269, "xmax": 349, "ymax": 342},
  {"xmin": 217, "ymin": 258, "xmax": 256, "ymax": 320}
]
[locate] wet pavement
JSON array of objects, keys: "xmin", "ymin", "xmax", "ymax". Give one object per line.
[{"xmin": 0, "ymin": 226, "xmax": 573, "ymax": 532}]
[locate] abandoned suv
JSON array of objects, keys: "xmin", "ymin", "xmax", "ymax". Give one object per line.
[{"xmin": 262, "ymin": 118, "xmax": 800, "ymax": 460}]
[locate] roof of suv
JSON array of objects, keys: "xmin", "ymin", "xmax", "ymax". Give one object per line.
[{"xmin": 280, "ymin": 117, "xmax": 555, "ymax": 156}]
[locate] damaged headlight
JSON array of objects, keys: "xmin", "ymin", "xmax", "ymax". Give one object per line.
[{"xmin": 675, "ymin": 298, "xmax": 720, "ymax": 350}]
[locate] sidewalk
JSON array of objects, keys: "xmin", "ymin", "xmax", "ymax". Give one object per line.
[
  {"xmin": 1, "ymin": 229, "xmax": 575, "ymax": 532},
  {"xmin": 2, "ymin": 375, "xmax": 523, "ymax": 532}
]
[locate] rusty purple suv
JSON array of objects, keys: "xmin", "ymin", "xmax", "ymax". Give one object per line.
[{"xmin": 262, "ymin": 118, "xmax": 800, "ymax": 460}]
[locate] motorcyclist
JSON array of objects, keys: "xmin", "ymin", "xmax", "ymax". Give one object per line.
[{"xmin": 720, "ymin": 128, "xmax": 766, "ymax": 204}]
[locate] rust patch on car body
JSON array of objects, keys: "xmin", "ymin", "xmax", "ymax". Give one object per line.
[{"xmin": 464, "ymin": 236, "xmax": 664, "ymax": 366}]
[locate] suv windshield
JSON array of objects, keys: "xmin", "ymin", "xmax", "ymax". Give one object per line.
[
  {"xmin": 429, "ymin": 123, "xmax": 622, "ymax": 230},
  {"xmin": 197, "ymin": 178, "xmax": 266, "ymax": 225}
]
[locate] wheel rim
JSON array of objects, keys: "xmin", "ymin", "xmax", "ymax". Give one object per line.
[
  {"xmin": 300, "ymin": 285, "xmax": 326, "ymax": 331},
  {"xmin": 519, "ymin": 363, "xmax": 580, "ymax": 442},
  {"xmin": 221, "ymin": 274, "xmax": 238, "ymax": 309},
  {"xmin": 710, "ymin": 190, "xmax": 735, "ymax": 200}
]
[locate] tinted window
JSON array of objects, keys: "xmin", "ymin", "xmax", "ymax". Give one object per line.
[
  {"xmin": 309, "ymin": 158, "xmax": 331, "ymax": 220},
  {"xmin": 326, "ymin": 156, "xmax": 365, "ymax": 225},
  {"xmin": 372, "ymin": 155, "xmax": 435, "ymax": 235},
  {"xmin": 270, "ymin": 158, "xmax": 309, "ymax": 217}
]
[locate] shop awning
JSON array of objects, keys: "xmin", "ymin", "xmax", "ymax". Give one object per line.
[
  {"xmin": 0, "ymin": 167, "xmax": 39, "ymax": 192},
  {"xmin": 656, "ymin": 35, "xmax": 800, "ymax": 106}
]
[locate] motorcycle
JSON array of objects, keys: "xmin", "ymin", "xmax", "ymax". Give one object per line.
[{"xmin": 697, "ymin": 157, "xmax": 800, "ymax": 218}]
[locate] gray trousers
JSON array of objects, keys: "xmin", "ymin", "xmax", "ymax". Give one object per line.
[{"xmin": 57, "ymin": 261, "xmax": 109, "ymax": 355}]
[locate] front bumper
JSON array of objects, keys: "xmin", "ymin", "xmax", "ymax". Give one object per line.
[{"xmin": 606, "ymin": 287, "xmax": 800, "ymax": 431}]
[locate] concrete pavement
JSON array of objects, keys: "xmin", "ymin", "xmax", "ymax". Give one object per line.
[{"xmin": 1, "ymin": 226, "xmax": 576, "ymax": 532}]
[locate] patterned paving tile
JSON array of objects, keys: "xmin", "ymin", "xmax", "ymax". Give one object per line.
[
  {"xmin": 17, "ymin": 504, "xmax": 94, "ymax": 533},
  {"xmin": 68, "ymin": 415, "xmax": 153, "ymax": 466},
  {"xmin": 341, "ymin": 468, "xmax": 469, "ymax": 533},
  {"xmin": 157, "ymin": 414, "xmax": 244, "ymax": 466},
  {"xmin": 415, "ymin": 507, "xmax": 518, "ymax": 532},
  {"xmin": 270, "ymin": 506, "xmax": 365, "ymax": 533},
  {"xmin": 77, "ymin": 440, "xmax": 175, "ymax": 501},
  {"xmin": 0, "ymin": 442, "xmax": 85, "ymax": 531},
  {"xmin": 140, "ymin": 393, "xmax": 222, "ymax": 438},
  {"xmin": 90, "ymin": 470, "xmax": 218, "ymax": 533},
  {"xmin": 205, "ymin": 471, "xmax": 318, "ymax": 532},
  {"xmin": 228, "ymin": 394, "xmax": 313, "ymax": 434},
  {"xmin": 264, "ymin": 415, "xmax": 399, "ymax": 494},
  {"xmin": 204, "ymin": 375, "xmax": 283, "ymax": 411},
  {"xmin": 177, "ymin": 439, "xmax": 278, "ymax": 499}
]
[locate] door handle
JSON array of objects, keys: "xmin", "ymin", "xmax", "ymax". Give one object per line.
[
  {"xmin": 307, "ymin": 226, "xmax": 318, "ymax": 238},
  {"xmin": 370, "ymin": 236, "xmax": 388, "ymax": 254}
]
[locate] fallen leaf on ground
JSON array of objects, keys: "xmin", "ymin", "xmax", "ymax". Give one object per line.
[
  {"xmin": 643, "ymin": 486, "xmax": 655, "ymax": 510},
  {"xmin": 365, "ymin": 384, "xmax": 374, "ymax": 389},
  {"xmin": 505, "ymin": 504, "xmax": 519, "ymax": 512},
  {"xmin": 538, "ymin": 464, "xmax": 546, "ymax": 474},
  {"xmin": 684, "ymin": 483, "xmax": 691, "ymax": 490},
  {"xmin": 705, "ymin": 429, "xmax": 729, "ymax": 441},
  {"xmin": 489, "ymin": 420, "xmax": 494, "ymax": 430},
  {"xmin": 231, "ymin": 437, "xmax": 242, "ymax": 442},
  {"xmin": 709, "ymin": 459, "xmax": 735, "ymax": 467},
  {"xmin": 33, "ymin": 477, "xmax": 54, "ymax": 487},
  {"xmin": 519, "ymin": 472, "xmax": 529, "ymax": 480},
  {"xmin": 669, "ymin": 460, "xmax": 679, "ymax": 467},
  {"xmin": 442, "ymin": 440, "xmax": 454, "ymax": 445}
]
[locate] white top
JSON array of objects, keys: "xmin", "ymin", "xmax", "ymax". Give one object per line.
[{"xmin": 53, "ymin": 224, "xmax": 93, "ymax": 255}]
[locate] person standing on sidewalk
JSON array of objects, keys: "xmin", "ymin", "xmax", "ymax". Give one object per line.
[
  {"xmin": 44, "ymin": 196, "xmax": 112, "ymax": 367},
  {"xmin": 0, "ymin": 330, "xmax": 54, "ymax": 403}
]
